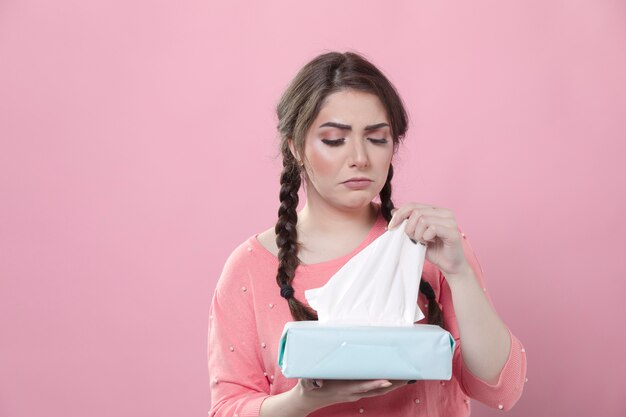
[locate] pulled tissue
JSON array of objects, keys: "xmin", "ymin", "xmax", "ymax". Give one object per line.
[{"xmin": 305, "ymin": 220, "xmax": 427, "ymax": 326}]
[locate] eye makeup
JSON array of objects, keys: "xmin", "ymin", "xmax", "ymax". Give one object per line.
[
  {"xmin": 368, "ymin": 138, "xmax": 388, "ymax": 144},
  {"xmin": 321, "ymin": 138, "xmax": 388, "ymax": 146},
  {"xmin": 321, "ymin": 138, "xmax": 345, "ymax": 146}
]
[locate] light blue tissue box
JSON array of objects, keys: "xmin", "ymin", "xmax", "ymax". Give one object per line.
[{"xmin": 278, "ymin": 321, "xmax": 455, "ymax": 380}]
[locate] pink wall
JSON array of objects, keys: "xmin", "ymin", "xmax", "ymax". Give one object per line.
[{"xmin": 1, "ymin": 1, "xmax": 625, "ymax": 416}]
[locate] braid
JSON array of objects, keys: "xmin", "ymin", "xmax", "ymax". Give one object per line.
[
  {"xmin": 419, "ymin": 280, "xmax": 444, "ymax": 328},
  {"xmin": 379, "ymin": 164, "xmax": 395, "ymax": 222},
  {"xmin": 275, "ymin": 154, "xmax": 318, "ymax": 321},
  {"xmin": 379, "ymin": 164, "xmax": 444, "ymax": 327}
]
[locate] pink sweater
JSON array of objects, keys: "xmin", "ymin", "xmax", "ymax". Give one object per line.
[{"xmin": 208, "ymin": 210, "xmax": 527, "ymax": 416}]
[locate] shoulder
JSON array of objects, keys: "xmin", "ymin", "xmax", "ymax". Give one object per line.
[
  {"xmin": 216, "ymin": 229, "xmax": 276, "ymax": 296},
  {"xmin": 256, "ymin": 226, "xmax": 278, "ymax": 257}
]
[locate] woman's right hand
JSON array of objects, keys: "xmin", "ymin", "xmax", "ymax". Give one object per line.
[{"xmin": 295, "ymin": 378, "xmax": 411, "ymax": 412}]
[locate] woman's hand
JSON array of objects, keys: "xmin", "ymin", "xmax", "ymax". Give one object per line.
[
  {"xmin": 261, "ymin": 378, "xmax": 411, "ymax": 417},
  {"xmin": 387, "ymin": 202, "xmax": 472, "ymax": 279},
  {"xmin": 296, "ymin": 378, "xmax": 411, "ymax": 412}
]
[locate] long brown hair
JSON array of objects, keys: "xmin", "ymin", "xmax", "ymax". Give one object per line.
[{"xmin": 274, "ymin": 51, "xmax": 443, "ymax": 327}]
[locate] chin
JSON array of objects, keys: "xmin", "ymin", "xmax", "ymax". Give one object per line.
[{"xmin": 337, "ymin": 194, "xmax": 376, "ymax": 210}]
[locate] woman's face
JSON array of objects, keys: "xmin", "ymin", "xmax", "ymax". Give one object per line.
[{"xmin": 298, "ymin": 89, "xmax": 395, "ymax": 211}]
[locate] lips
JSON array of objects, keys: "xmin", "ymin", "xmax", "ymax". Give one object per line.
[
  {"xmin": 342, "ymin": 178, "xmax": 373, "ymax": 190},
  {"xmin": 342, "ymin": 177, "xmax": 372, "ymax": 184}
]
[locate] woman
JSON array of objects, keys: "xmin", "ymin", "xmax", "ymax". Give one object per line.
[{"xmin": 208, "ymin": 51, "xmax": 527, "ymax": 417}]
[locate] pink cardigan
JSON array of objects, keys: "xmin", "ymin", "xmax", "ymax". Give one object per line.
[{"xmin": 208, "ymin": 211, "xmax": 527, "ymax": 416}]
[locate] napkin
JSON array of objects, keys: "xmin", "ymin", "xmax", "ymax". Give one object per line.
[{"xmin": 305, "ymin": 220, "xmax": 427, "ymax": 326}]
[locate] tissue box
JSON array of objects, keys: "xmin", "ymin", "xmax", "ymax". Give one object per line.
[{"xmin": 278, "ymin": 321, "xmax": 455, "ymax": 380}]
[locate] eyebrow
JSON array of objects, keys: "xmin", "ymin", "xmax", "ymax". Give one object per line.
[{"xmin": 318, "ymin": 122, "xmax": 389, "ymax": 132}]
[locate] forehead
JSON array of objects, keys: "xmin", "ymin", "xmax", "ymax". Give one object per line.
[{"xmin": 314, "ymin": 90, "xmax": 389, "ymax": 127}]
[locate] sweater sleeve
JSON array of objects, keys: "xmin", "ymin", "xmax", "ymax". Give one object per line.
[
  {"xmin": 439, "ymin": 227, "xmax": 527, "ymax": 411},
  {"xmin": 208, "ymin": 246, "xmax": 270, "ymax": 417}
]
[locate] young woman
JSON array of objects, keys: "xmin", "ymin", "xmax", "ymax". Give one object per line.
[{"xmin": 208, "ymin": 51, "xmax": 527, "ymax": 417}]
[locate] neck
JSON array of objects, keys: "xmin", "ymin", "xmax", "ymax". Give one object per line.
[{"xmin": 298, "ymin": 190, "xmax": 378, "ymax": 235}]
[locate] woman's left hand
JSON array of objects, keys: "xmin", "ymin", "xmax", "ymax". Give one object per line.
[{"xmin": 387, "ymin": 202, "xmax": 472, "ymax": 279}]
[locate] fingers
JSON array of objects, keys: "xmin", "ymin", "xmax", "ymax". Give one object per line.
[
  {"xmin": 299, "ymin": 379, "xmax": 412, "ymax": 407},
  {"xmin": 303, "ymin": 378, "xmax": 391, "ymax": 393},
  {"xmin": 387, "ymin": 203, "xmax": 458, "ymax": 245},
  {"xmin": 388, "ymin": 203, "xmax": 453, "ymax": 231},
  {"xmin": 300, "ymin": 378, "xmax": 324, "ymax": 391},
  {"xmin": 355, "ymin": 380, "xmax": 409, "ymax": 399},
  {"xmin": 353, "ymin": 379, "xmax": 393, "ymax": 393},
  {"xmin": 410, "ymin": 216, "xmax": 456, "ymax": 245}
]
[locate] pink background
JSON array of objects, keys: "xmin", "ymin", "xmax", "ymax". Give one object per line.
[{"xmin": 1, "ymin": 1, "xmax": 625, "ymax": 416}]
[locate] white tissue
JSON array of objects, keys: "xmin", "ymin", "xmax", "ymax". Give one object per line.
[{"xmin": 305, "ymin": 220, "xmax": 427, "ymax": 326}]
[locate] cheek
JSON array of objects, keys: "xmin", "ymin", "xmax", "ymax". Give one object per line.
[
  {"xmin": 370, "ymin": 146, "xmax": 393, "ymax": 170},
  {"xmin": 306, "ymin": 142, "xmax": 339, "ymax": 177},
  {"xmin": 374, "ymin": 145, "xmax": 392, "ymax": 160}
]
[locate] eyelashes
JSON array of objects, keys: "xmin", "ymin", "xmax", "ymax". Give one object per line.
[
  {"xmin": 321, "ymin": 138, "xmax": 388, "ymax": 147},
  {"xmin": 321, "ymin": 139, "xmax": 344, "ymax": 146},
  {"xmin": 368, "ymin": 138, "xmax": 388, "ymax": 145}
]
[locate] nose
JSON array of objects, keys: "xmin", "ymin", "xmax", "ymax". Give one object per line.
[{"xmin": 348, "ymin": 139, "xmax": 369, "ymax": 168}]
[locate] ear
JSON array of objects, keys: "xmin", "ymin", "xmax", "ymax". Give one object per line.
[{"xmin": 287, "ymin": 138, "xmax": 300, "ymax": 162}]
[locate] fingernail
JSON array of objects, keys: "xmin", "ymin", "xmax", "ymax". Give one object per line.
[
  {"xmin": 407, "ymin": 380, "xmax": 416, "ymax": 384},
  {"xmin": 380, "ymin": 381, "xmax": 392, "ymax": 388}
]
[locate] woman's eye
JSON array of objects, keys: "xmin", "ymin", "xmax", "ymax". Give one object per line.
[
  {"xmin": 368, "ymin": 138, "xmax": 388, "ymax": 144},
  {"xmin": 321, "ymin": 138, "xmax": 345, "ymax": 146}
]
